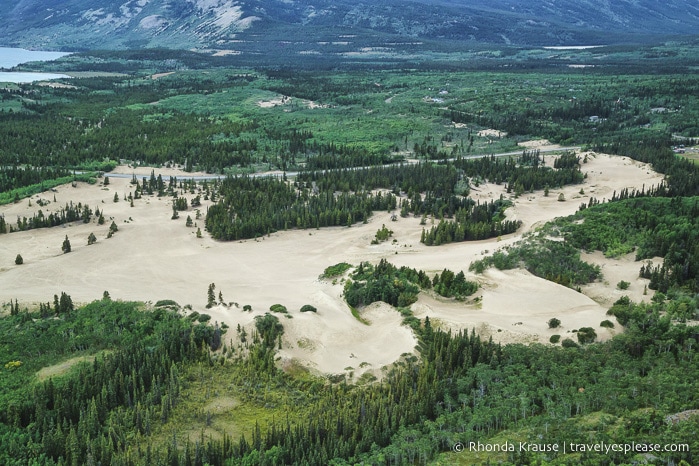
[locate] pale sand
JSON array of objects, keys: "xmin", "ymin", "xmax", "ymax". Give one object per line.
[
  {"xmin": 581, "ymin": 251, "xmax": 662, "ymax": 307},
  {"xmin": 257, "ymin": 95, "xmax": 328, "ymax": 109},
  {"xmin": 151, "ymin": 72, "xmax": 175, "ymax": 80},
  {"xmin": 477, "ymin": 128, "xmax": 507, "ymax": 138},
  {"xmin": 110, "ymin": 164, "xmax": 214, "ymax": 178},
  {"xmin": 518, "ymin": 139, "xmax": 561, "ymax": 151},
  {"xmin": 0, "ymin": 152, "xmax": 664, "ymax": 376}
]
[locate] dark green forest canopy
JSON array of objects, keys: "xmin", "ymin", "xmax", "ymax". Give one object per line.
[
  {"xmin": 1, "ymin": 63, "xmax": 699, "ymax": 191},
  {"xmin": 471, "ymin": 196, "xmax": 699, "ymax": 296},
  {"xmin": 2, "ymin": 285, "xmax": 699, "ymax": 465},
  {"xmin": 204, "ymin": 154, "xmax": 591, "ymax": 241},
  {"xmin": 563, "ymin": 196, "xmax": 699, "ymax": 293}
]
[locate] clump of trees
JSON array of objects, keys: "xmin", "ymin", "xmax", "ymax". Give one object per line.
[
  {"xmin": 432, "ymin": 269, "xmax": 478, "ymax": 299},
  {"xmin": 254, "ymin": 313, "xmax": 284, "ymax": 348},
  {"xmin": 344, "ymin": 260, "xmax": 425, "ymax": 308},
  {"xmin": 344, "ymin": 259, "xmax": 477, "ymax": 308},
  {"xmin": 421, "ymin": 198, "xmax": 521, "ymax": 245},
  {"xmin": 576, "ymin": 327, "xmax": 597, "ymax": 344},
  {"xmin": 470, "ymin": 239, "xmax": 601, "ymax": 288},
  {"xmin": 371, "ymin": 224, "xmax": 393, "ymax": 244},
  {"xmin": 321, "ymin": 262, "xmax": 352, "ymax": 279},
  {"xmin": 8, "ymin": 203, "xmax": 95, "ymax": 233}
]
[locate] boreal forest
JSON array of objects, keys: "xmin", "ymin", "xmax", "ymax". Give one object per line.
[{"xmin": 1, "ymin": 40, "xmax": 699, "ymax": 466}]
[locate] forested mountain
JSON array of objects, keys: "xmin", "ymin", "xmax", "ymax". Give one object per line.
[{"xmin": 1, "ymin": 0, "xmax": 698, "ymax": 52}]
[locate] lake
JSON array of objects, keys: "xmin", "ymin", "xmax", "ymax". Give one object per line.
[{"xmin": 0, "ymin": 47, "xmax": 71, "ymax": 83}]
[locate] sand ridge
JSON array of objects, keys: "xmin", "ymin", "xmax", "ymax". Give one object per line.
[{"xmin": 0, "ymin": 151, "xmax": 664, "ymax": 377}]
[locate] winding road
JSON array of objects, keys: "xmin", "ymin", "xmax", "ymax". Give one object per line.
[{"xmin": 101, "ymin": 146, "xmax": 581, "ymax": 181}]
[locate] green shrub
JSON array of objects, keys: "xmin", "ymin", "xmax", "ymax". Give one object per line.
[
  {"xmin": 548, "ymin": 318, "xmax": 561, "ymax": 329},
  {"xmin": 300, "ymin": 304, "xmax": 317, "ymax": 313},
  {"xmin": 322, "ymin": 262, "xmax": 352, "ymax": 278},
  {"xmin": 577, "ymin": 327, "xmax": 597, "ymax": 344},
  {"xmin": 549, "ymin": 335, "xmax": 561, "ymax": 344},
  {"xmin": 600, "ymin": 320, "xmax": 615, "ymax": 328},
  {"xmin": 617, "ymin": 280, "xmax": 630, "ymax": 290},
  {"xmin": 197, "ymin": 313, "xmax": 212, "ymax": 323},
  {"xmin": 154, "ymin": 299, "xmax": 179, "ymax": 308},
  {"xmin": 270, "ymin": 304, "xmax": 288, "ymax": 314},
  {"xmin": 561, "ymin": 338, "xmax": 579, "ymax": 348}
]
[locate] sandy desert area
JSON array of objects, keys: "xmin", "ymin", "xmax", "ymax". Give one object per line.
[{"xmin": 0, "ymin": 151, "xmax": 664, "ymax": 379}]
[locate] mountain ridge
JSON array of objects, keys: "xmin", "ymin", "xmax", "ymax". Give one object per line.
[{"xmin": 1, "ymin": 0, "xmax": 698, "ymax": 52}]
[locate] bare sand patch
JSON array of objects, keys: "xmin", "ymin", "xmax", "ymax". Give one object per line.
[
  {"xmin": 257, "ymin": 96, "xmax": 287, "ymax": 108},
  {"xmin": 518, "ymin": 139, "xmax": 561, "ymax": 151},
  {"xmin": 36, "ymin": 81, "xmax": 77, "ymax": 89},
  {"xmin": 256, "ymin": 95, "xmax": 327, "ymax": 109},
  {"xmin": 151, "ymin": 72, "xmax": 175, "ymax": 80},
  {"xmin": 36, "ymin": 354, "xmax": 100, "ymax": 381},
  {"xmin": 110, "ymin": 164, "xmax": 214, "ymax": 178},
  {"xmin": 412, "ymin": 268, "xmax": 611, "ymax": 345},
  {"xmin": 205, "ymin": 396, "xmax": 239, "ymax": 414},
  {"xmin": 478, "ymin": 128, "xmax": 507, "ymax": 138},
  {"xmin": 0, "ymin": 153, "xmax": 664, "ymax": 374},
  {"xmin": 580, "ymin": 252, "xmax": 661, "ymax": 306}
]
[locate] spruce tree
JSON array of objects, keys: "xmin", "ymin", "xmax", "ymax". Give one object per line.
[
  {"xmin": 206, "ymin": 283, "xmax": 216, "ymax": 308},
  {"xmin": 15, "ymin": 253, "xmax": 23, "ymax": 265},
  {"xmin": 62, "ymin": 235, "xmax": 71, "ymax": 253}
]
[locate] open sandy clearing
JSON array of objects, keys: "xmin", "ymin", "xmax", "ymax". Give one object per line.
[
  {"xmin": 518, "ymin": 139, "xmax": 561, "ymax": 151},
  {"xmin": 151, "ymin": 72, "xmax": 175, "ymax": 80},
  {"xmin": 35, "ymin": 354, "xmax": 101, "ymax": 382},
  {"xmin": 0, "ymin": 152, "xmax": 663, "ymax": 377},
  {"xmin": 257, "ymin": 95, "xmax": 328, "ymax": 109},
  {"xmin": 580, "ymin": 251, "xmax": 662, "ymax": 307}
]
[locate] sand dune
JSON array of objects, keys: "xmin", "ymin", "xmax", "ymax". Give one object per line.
[{"xmin": 0, "ymin": 152, "xmax": 663, "ymax": 377}]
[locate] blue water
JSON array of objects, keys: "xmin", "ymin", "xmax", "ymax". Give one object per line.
[
  {"xmin": 0, "ymin": 47, "xmax": 70, "ymax": 69},
  {"xmin": 0, "ymin": 47, "xmax": 71, "ymax": 83}
]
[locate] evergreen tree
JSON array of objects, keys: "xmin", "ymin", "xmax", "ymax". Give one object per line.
[
  {"xmin": 62, "ymin": 235, "xmax": 71, "ymax": 253},
  {"xmin": 87, "ymin": 232, "xmax": 97, "ymax": 245},
  {"xmin": 206, "ymin": 283, "xmax": 216, "ymax": 308},
  {"xmin": 15, "ymin": 253, "xmax": 23, "ymax": 265}
]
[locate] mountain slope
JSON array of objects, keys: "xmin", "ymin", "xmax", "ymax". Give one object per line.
[{"xmin": 1, "ymin": 0, "xmax": 698, "ymax": 51}]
